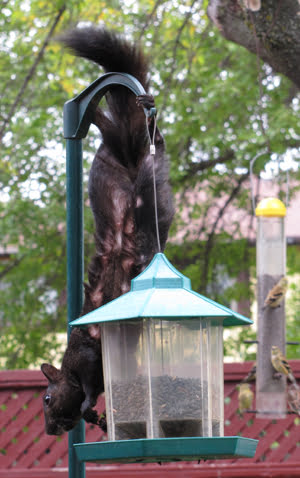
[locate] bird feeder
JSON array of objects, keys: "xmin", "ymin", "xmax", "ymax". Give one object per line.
[
  {"xmin": 255, "ymin": 197, "xmax": 287, "ymax": 418},
  {"xmin": 70, "ymin": 253, "xmax": 257, "ymax": 463}
]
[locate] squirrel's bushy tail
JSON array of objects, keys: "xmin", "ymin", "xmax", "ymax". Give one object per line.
[
  {"xmin": 59, "ymin": 27, "xmax": 149, "ymax": 88},
  {"xmin": 59, "ymin": 26, "xmax": 150, "ymax": 169}
]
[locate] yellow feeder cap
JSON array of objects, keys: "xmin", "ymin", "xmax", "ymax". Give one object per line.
[{"xmin": 255, "ymin": 197, "xmax": 286, "ymax": 217}]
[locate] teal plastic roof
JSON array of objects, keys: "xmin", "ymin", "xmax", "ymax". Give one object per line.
[{"xmin": 70, "ymin": 253, "xmax": 253, "ymax": 328}]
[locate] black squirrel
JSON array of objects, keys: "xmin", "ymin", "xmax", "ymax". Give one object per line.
[{"xmin": 41, "ymin": 27, "xmax": 174, "ymax": 435}]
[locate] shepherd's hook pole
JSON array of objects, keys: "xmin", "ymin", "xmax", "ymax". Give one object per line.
[{"xmin": 64, "ymin": 73, "xmax": 146, "ymax": 478}]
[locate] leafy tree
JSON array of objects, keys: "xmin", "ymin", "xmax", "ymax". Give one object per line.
[{"xmin": 0, "ymin": 0, "xmax": 299, "ymax": 368}]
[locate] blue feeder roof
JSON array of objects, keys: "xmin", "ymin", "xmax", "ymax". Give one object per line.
[{"xmin": 70, "ymin": 253, "xmax": 253, "ymax": 327}]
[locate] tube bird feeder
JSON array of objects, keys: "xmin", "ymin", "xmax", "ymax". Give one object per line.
[{"xmin": 255, "ymin": 197, "xmax": 287, "ymax": 418}]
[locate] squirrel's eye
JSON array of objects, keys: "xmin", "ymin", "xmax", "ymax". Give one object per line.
[{"xmin": 44, "ymin": 395, "xmax": 51, "ymax": 406}]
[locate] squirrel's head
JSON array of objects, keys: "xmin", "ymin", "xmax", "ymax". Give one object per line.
[{"xmin": 41, "ymin": 363, "xmax": 84, "ymax": 435}]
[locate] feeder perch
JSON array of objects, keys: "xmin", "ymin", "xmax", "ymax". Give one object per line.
[
  {"xmin": 256, "ymin": 197, "xmax": 287, "ymax": 418},
  {"xmin": 70, "ymin": 253, "xmax": 257, "ymax": 463}
]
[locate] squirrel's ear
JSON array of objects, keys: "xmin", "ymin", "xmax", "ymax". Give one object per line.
[{"xmin": 41, "ymin": 363, "xmax": 61, "ymax": 383}]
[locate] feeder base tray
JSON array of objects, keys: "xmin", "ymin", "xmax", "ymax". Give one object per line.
[{"xmin": 73, "ymin": 436, "xmax": 258, "ymax": 464}]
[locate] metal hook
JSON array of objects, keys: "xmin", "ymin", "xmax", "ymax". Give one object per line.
[
  {"xmin": 279, "ymin": 159, "xmax": 290, "ymax": 208},
  {"xmin": 249, "ymin": 150, "xmax": 268, "ymax": 215},
  {"xmin": 249, "ymin": 150, "xmax": 290, "ymax": 215},
  {"xmin": 145, "ymin": 106, "xmax": 157, "ymax": 118}
]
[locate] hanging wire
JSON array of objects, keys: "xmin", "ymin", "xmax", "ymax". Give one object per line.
[
  {"xmin": 273, "ymin": 155, "xmax": 290, "ymax": 207},
  {"xmin": 250, "ymin": 150, "xmax": 290, "ymax": 215},
  {"xmin": 277, "ymin": 156, "xmax": 290, "ymax": 208},
  {"xmin": 286, "ymin": 168, "xmax": 290, "ymax": 207},
  {"xmin": 249, "ymin": 150, "xmax": 268, "ymax": 215},
  {"xmin": 247, "ymin": 7, "xmax": 290, "ymax": 212},
  {"xmin": 145, "ymin": 113, "xmax": 161, "ymax": 252}
]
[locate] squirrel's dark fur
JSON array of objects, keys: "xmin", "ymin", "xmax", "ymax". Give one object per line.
[{"xmin": 41, "ymin": 26, "xmax": 174, "ymax": 435}]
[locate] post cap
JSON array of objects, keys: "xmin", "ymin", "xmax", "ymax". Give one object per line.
[{"xmin": 255, "ymin": 197, "xmax": 286, "ymax": 217}]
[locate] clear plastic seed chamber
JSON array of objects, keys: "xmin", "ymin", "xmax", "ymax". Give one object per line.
[
  {"xmin": 102, "ymin": 317, "xmax": 224, "ymax": 440},
  {"xmin": 256, "ymin": 198, "xmax": 286, "ymax": 280}
]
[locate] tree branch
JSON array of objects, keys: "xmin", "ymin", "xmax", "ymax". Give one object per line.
[
  {"xmin": 0, "ymin": 254, "xmax": 26, "ymax": 280},
  {"xmin": 207, "ymin": 0, "xmax": 300, "ymax": 88},
  {"xmin": 138, "ymin": 0, "xmax": 166, "ymax": 40},
  {"xmin": 200, "ymin": 171, "xmax": 250, "ymax": 291},
  {"xmin": 179, "ymin": 148, "xmax": 235, "ymax": 184},
  {"xmin": 0, "ymin": 5, "xmax": 66, "ymax": 142},
  {"xmin": 161, "ymin": 0, "xmax": 202, "ymax": 110}
]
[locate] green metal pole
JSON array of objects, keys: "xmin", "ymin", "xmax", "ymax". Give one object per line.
[
  {"xmin": 66, "ymin": 138, "xmax": 85, "ymax": 478},
  {"xmin": 63, "ymin": 73, "xmax": 149, "ymax": 477}
]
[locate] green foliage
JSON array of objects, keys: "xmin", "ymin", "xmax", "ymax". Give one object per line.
[
  {"xmin": 285, "ymin": 256, "xmax": 300, "ymax": 359},
  {"xmin": 0, "ymin": 0, "xmax": 299, "ymax": 368}
]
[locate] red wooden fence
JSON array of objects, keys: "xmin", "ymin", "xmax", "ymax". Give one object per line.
[{"xmin": 1, "ymin": 362, "xmax": 300, "ymax": 478}]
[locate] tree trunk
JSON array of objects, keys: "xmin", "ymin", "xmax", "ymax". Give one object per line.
[{"xmin": 207, "ymin": 0, "xmax": 300, "ymax": 88}]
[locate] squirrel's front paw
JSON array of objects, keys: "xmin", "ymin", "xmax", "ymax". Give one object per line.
[
  {"xmin": 98, "ymin": 411, "xmax": 107, "ymax": 433},
  {"xmin": 82, "ymin": 408, "xmax": 99, "ymax": 425},
  {"xmin": 136, "ymin": 94, "xmax": 155, "ymax": 110}
]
